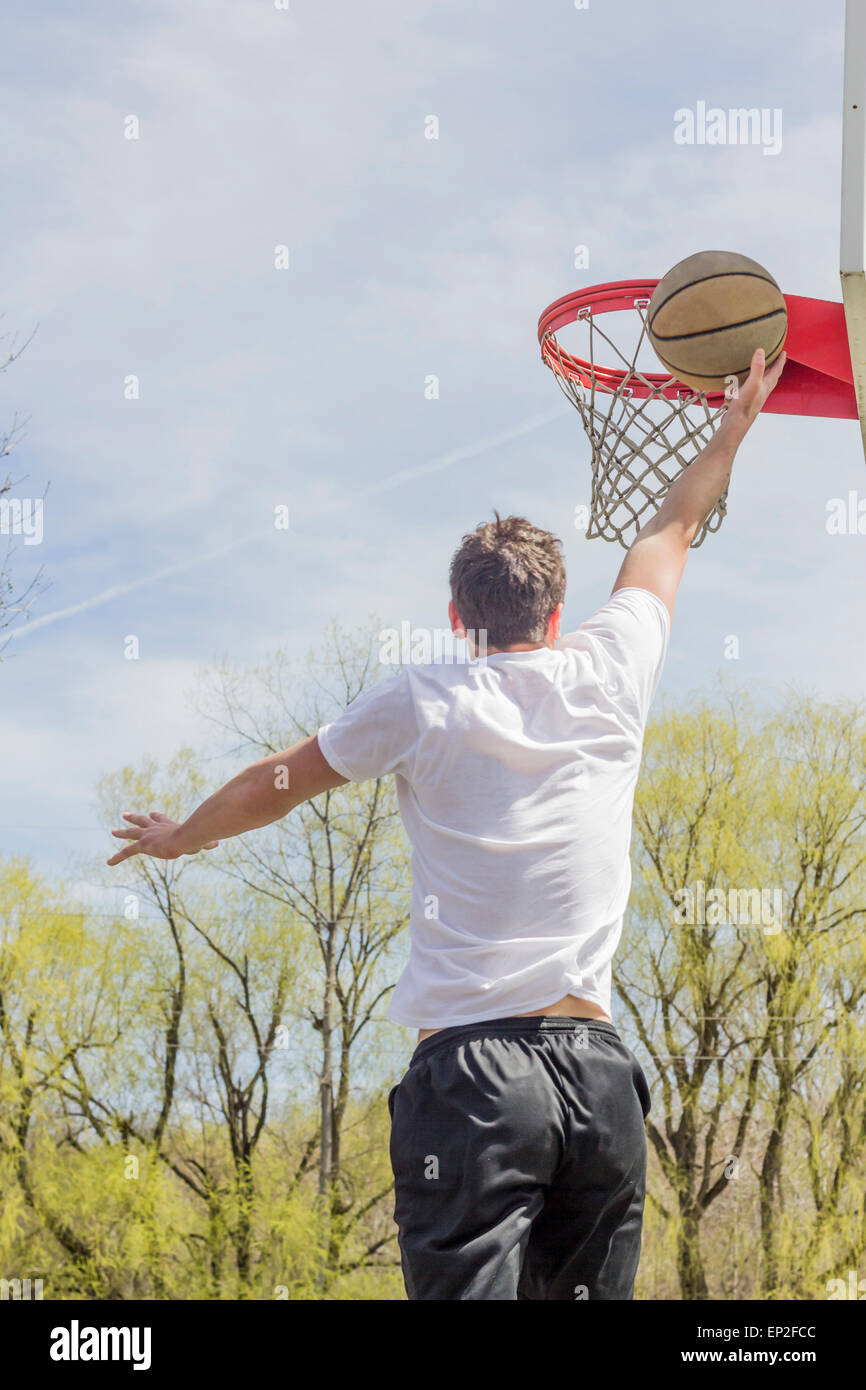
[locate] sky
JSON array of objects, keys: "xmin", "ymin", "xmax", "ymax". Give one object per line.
[{"xmin": 0, "ymin": 0, "xmax": 863, "ymax": 897}]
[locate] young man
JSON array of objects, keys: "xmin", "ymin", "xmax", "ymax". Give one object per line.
[{"xmin": 108, "ymin": 347, "xmax": 785, "ymax": 1300}]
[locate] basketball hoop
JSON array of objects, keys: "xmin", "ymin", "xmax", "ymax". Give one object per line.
[{"xmin": 539, "ymin": 280, "xmax": 859, "ymax": 548}]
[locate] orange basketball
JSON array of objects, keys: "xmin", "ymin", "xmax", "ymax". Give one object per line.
[{"xmin": 647, "ymin": 250, "xmax": 788, "ymax": 394}]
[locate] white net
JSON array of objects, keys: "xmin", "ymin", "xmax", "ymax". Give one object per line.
[{"xmin": 542, "ymin": 298, "xmax": 729, "ymax": 549}]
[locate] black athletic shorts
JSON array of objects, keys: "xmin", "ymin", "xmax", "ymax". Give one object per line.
[{"xmin": 388, "ymin": 1015, "xmax": 651, "ymax": 1301}]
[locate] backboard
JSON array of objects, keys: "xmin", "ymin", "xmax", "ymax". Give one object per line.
[{"xmin": 841, "ymin": 0, "xmax": 866, "ymax": 458}]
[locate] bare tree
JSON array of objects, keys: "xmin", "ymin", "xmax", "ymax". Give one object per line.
[
  {"xmin": 196, "ymin": 624, "xmax": 410, "ymax": 1288},
  {"xmin": 0, "ymin": 319, "xmax": 47, "ymax": 656}
]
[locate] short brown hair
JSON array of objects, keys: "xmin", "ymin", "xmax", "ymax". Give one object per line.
[{"xmin": 449, "ymin": 512, "xmax": 566, "ymax": 648}]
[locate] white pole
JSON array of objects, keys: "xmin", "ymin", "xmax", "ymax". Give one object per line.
[{"xmin": 840, "ymin": 0, "xmax": 866, "ymax": 459}]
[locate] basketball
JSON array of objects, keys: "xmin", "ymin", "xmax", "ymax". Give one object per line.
[{"xmin": 646, "ymin": 250, "xmax": 788, "ymax": 395}]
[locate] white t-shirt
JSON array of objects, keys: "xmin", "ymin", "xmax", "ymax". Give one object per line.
[{"xmin": 316, "ymin": 587, "xmax": 669, "ymax": 1028}]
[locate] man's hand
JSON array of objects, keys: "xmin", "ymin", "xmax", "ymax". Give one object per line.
[
  {"xmin": 611, "ymin": 346, "xmax": 787, "ymax": 620},
  {"xmin": 106, "ymin": 735, "xmax": 347, "ymax": 868},
  {"xmin": 724, "ymin": 346, "xmax": 787, "ymax": 432},
  {"xmin": 107, "ymin": 811, "xmax": 218, "ymax": 866}
]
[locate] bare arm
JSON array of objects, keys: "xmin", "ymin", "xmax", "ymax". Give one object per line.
[
  {"xmin": 106, "ymin": 734, "xmax": 348, "ymax": 865},
  {"xmin": 612, "ymin": 347, "xmax": 787, "ymax": 621}
]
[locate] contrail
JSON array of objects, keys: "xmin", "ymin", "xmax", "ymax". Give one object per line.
[
  {"xmin": 7, "ymin": 407, "xmax": 565, "ymax": 641},
  {"xmin": 354, "ymin": 408, "xmax": 564, "ymax": 500},
  {"xmin": 8, "ymin": 533, "xmax": 257, "ymax": 638}
]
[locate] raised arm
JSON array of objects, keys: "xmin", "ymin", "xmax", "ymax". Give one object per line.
[
  {"xmin": 611, "ymin": 347, "xmax": 786, "ymax": 621},
  {"xmin": 106, "ymin": 734, "xmax": 347, "ymax": 865}
]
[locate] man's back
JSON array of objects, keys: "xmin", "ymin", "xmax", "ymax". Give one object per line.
[{"xmin": 317, "ymin": 586, "xmax": 669, "ymax": 1028}]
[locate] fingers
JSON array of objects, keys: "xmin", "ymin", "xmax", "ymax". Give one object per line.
[
  {"xmin": 738, "ymin": 347, "xmax": 765, "ymax": 397},
  {"xmin": 729, "ymin": 349, "xmax": 765, "ymax": 409},
  {"xmin": 764, "ymin": 349, "xmax": 787, "ymax": 392},
  {"xmin": 106, "ymin": 842, "xmax": 142, "ymax": 867},
  {"xmin": 749, "ymin": 347, "xmax": 766, "ymax": 382},
  {"xmin": 109, "ymin": 811, "xmax": 151, "ymax": 865},
  {"xmin": 106, "ymin": 811, "xmax": 211, "ymax": 866},
  {"xmin": 749, "ymin": 346, "xmax": 786, "ymax": 395},
  {"xmin": 731, "ymin": 347, "xmax": 786, "ymax": 421}
]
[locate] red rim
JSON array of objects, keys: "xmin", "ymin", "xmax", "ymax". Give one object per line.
[
  {"xmin": 539, "ymin": 279, "xmax": 724, "ymax": 405},
  {"xmin": 538, "ymin": 281, "xmax": 860, "ymax": 419}
]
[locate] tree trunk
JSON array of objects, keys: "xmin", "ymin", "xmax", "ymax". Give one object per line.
[
  {"xmin": 317, "ymin": 922, "xmax": 337, "ymax": 1287},
  {"xmin": 677, "ymin": 1207, "xmax": 709, "ymax": 1299},
  {"xmin": 235, "ymin": 1154, "xmax": 254, "ymax": 1295}
]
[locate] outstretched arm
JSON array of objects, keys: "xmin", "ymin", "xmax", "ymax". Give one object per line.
[
  {"xmin": 106, "ymin": 734, "xmax": 347, "ymax": 865},
  {"xmin": 612, "ymin": 346, "xmax": 786, "ymax": 621}
]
